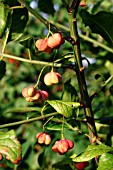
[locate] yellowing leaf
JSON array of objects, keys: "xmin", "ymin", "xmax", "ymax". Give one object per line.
[{"xmin": 0, "ymin": 130, "xmax": 22, "ymax": 164}]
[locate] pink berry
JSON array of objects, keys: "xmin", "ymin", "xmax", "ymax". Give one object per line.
[
  {"xmin": 52, "ymin": 141, "xmax": 59, "ymax": 153},
  {"xmin": 35, "ymin": 38, "xmax": 53, "ymax": 54},
  {"xmin": 48, "ymin": 33, "xmax": 65, "ymax": 49},
  {"xmin": 36, "ymin": 132, "xmax": 51, "ymax": 145},
  {"xmin": 66, "ymin": 139, "xmax": 74, "ymax": 150},
  {"xmin": 57, "ymin": 140, "xmax": 69, "ymax": 155},
  {"xmin": 75, "ymin": 161, "xmax": 89, "ymax": 170},
  {"xmin": 22, "ymin": 86, "xmax": 37, "ymax": 98},
  {"xmin": 44, "ymin": 71, "xmax": 62, "ymax": 86}
]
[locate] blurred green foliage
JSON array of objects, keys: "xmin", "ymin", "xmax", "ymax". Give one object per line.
[{"xmin": 0, "ymin": 0, "xmax": 113, "ymax": 169}]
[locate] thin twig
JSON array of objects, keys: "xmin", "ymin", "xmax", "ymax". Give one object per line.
[
  {"xmin": 79, "ymin": 34, "xmax": 113, "ymax": 54},
  {"xmin": 90, "ymin": 75, "xmax": 113, "ymax": 101},
  {"xmin": 0, "ymin": 53, "xmax": 73, "ymax": 68},
  {"xmin": 18, "ymin": 0, "xmax": 74, "ymax": 44},
  {"xmin": 70, "ymin": 0, "xmax": 80, "ymax": 13},
  {"xmin": 0, "ymin": 112, "xmax": 58, "ymax": 129},
  {"xmin": 49, "ymin": 20, "xmax": 113, "ymax": 54}
]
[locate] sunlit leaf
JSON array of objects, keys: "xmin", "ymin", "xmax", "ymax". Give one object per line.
[
  {"xmin": 0, "ymin": 130, "xmax": 22, "ymax": 164},
  {"xmin": 0, "ymin": 2, "xmax": 10, "ymax": 38},
  {"xmin": 46, "ymin": 100, "xmax": 80, "ymax": 118},
  {"xmin": 80, "ymin": 10, "xmax": 113, "ymax": 46},
  {"xmin": 72, "ymin": 144, "xmax": 113, "ymax": 162},
  {"xmin": 97, "ymin": 153, "xmax": 113, "ymax": 170}
]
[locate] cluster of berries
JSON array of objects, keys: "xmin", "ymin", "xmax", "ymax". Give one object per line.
[
  {"xmin": 22, "ymin": 33, "xmax": 63, "ymax": 103},
  {"xmin": 36, "ymin": 132, "xmax": 51, "ymax": 145},
  {"xmin": 22, "ymin": 86, "xmax": 48, "ymax": 103},
  {"xmin": 52, "ymin": 139, "xmax": 74, "ymax": 155},
  {"xmin": 36, "ymin": 132, "xmax": 74, "ymax": 155},
  {"xmin": 44, "ymin": 70, "xmax": 62, "ymax": 86},
  {"xmin": 22, "ymin": 31, "xmax": 89, "ymax": 169},
  {"xmin": 36, "ymin": 132, "xmax": 89, "ymax": 169},
  {"xmin": 35, "ymin": 33, "xmax": 65, "ymax": 54},
  {"xmin": 22, "ymin": 70, "xmax": 62, "ymax": 103}
]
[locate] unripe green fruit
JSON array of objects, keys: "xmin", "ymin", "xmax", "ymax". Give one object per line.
[
  {"xmin": 48, "ymin": 33, "xmax": 65, "ymax": 49},
  {"xmin": 44, "ymin": 71, "xmax": 62, "ymax": 86}
]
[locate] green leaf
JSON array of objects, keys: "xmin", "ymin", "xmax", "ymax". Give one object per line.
[
  {"xmin": 72, "ymin": 144, "xmax": 113, "ymax": 162},
  {"xmin": 18, "ymin": 35, "xmax": 35, "ymax": 49},
  {"xmin": 80, "ymin": 10, "xmax": 113, "ymax": 46},
  {"xmin": 0, "ymin": 60, "xmax": 6, "ymax": 80},
  {"xmin": 0, "ymin": 130, "xmax": 22, "ymax": 164},
  {"xmin": 22, "ymin": 140, "xmax": 32, "ymax": 160},
  {"xmin": 46, "ymin": 100, "xmax": 80, "ymax": 118},
  {"xmin": 105, "ymin": 60, "xmax": 113, "ymax": 75},
  {"xmin": 61, "ymin": 79, "xmax": 78, "ymax": 102},
  {"xmin": 38, "ymin": 0, "xmax": 55, "ymax": 15},
  {"xmin": 8, "ymin": 7, "xmax": 28, "ymax": 41},
  {"xmin": 0, "ymin": 2, "xmax": 10, "ymax": 38},
  {"xmin": 45, "ymin": 122, "xmax": 68, "ymax": 131},
  {"xmin": 97, "ymin": 153, "xmax": 113, "ymax": 170}
]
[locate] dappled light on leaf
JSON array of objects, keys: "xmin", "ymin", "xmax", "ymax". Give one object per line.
[
  {"xmin": 46, "ymin": 100, "xmax": 80, "ymax": 118},
  {"xmin": 0, "ymin": 130, "xmax": 22, "ymax": 164},
  {"xmin": 97, "ymin": 153, "xmax": 113, "ymax": 170},
  {"xmin": 72, "ymin": 144, "xmax": 113, "ymax": 162}
]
